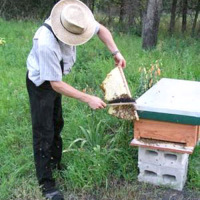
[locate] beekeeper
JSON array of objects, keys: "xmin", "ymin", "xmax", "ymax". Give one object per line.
[{"xmin": 26, "ymin": 0, "xmax": 126, "ymax": 199}]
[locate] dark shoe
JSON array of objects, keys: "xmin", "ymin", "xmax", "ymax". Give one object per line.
[{"xmin": 44, "ymin": 189, "xmax": 64, "ymax": 200}]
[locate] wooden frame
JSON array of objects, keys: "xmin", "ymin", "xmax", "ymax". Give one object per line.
[{"xmin": 134, "ymin": 119, "xmax": 199, "ymax": 147}]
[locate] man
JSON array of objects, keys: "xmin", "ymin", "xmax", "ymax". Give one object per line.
[{"xmin": 26, "ymin": 0, "xmax": 126, "ymax": 199}]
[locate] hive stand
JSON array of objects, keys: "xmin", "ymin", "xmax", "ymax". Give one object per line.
[{"xmin": 138, "ymin": 147, "xmax": 189, "ymax": 191}]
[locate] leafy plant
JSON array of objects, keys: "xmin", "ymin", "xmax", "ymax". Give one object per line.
[
  {"xmin": 136, "ymin": 60, "xmax": 162, "ymax": 97},
  {"xmin": 79, "ymin": 120, "xmax": 110, "ymax": 148}
]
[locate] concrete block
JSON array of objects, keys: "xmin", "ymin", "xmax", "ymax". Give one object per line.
[
  {"xmin": 138, "ymin": 162, "xmax": 161, "ymax": 185},
  {"xmin": 138, "ymin": 147, "xmax": 161, "ymax": 166},
  {"xmin": 138, "ymin": 162, "xmax": 188, "ymax": 191},
  {"xmin": 138, "ymin": 147, "xmax": 189, "ymax": 169}
]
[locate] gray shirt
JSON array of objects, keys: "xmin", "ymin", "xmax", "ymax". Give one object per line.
[{"xmin": 27, "ymin": 19, "xmax": 100, "ymax": 86}]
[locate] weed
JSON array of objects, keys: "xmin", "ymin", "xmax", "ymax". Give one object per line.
[
  {"xmin": 79, "ymin": 120, "xmax": 111, "ymax": 149},
  {"xmin": 0, "ymin": 38, "xmax": 6, "ymax": 45},
  {"xmin": 136, "ymin": 60, "xmax": 162, "ymax": 97}
]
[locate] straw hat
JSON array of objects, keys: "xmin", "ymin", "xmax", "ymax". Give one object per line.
[{"xmin": 50, "ymin": 0, "xmax": 97, "ymax": 46}]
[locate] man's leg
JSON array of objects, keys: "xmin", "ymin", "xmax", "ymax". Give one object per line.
[
  {"xmin": 51, "ymin": 94, "xmax": 64, "ymax": 169},
  {"xmin": 26, "ymin": 76, "xmax": 57, "ymax": 193}
]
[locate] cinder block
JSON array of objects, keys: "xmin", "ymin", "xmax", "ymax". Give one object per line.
[
  {"xmin": 138, "ymin": 147, "xmax": 189, "ymax": 169},
  {"xmin": 162, "ymin": 151, "xmax": 188, "ymax": 169},
  {"xmin": 138, "ymin": 162, "xmax": 188, "ymax": 191},
  {"xmin": 138, "ymin": 148, "xmax": 161, "ymax": 166},
  {"xmin": 138, "ymin": 162, "xmax": 162, "ymax": 185}
]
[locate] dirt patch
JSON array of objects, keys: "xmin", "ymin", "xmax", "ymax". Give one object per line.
[{"xmin": 63, "ymin": 180, "xmax": 200, "ymax": 200}]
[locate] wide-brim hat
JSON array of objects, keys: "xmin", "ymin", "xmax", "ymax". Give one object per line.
[{"xmin": 50, "ymin": 0, "xmax": 96, "ymax": 46}]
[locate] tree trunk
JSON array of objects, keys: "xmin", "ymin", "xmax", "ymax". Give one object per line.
[
  {"xmin": 169, "ymin": 0, "xmax": 177, "ymax": 35},
  {"xmin": 198, "ymin": 22, "xmax": 200, "ymax": 36},
  {"xmin": 142, "ymin": 0, "xmax": 163, "ymax": 50},
  {"xmin": 0, "ymin": 0, "xmax": 7, "ymax": 15},
  {"xmin": 192, "ymin": 0, "xmax": 200, "ymax": 36},
  {"xmin": 119, "ymin": 0, "xmax": 126, "ymax": 23},
  {"xmin": 139, "ymin": 0, "xmax": 145, "ymax": 30},
  {"xmin": 108, "ymin": 2, "xmax": 112, "ymax": 25},
  {"xmin": 127, "ymin": 0, "xmax": 135, "ymax": 27},
  {"xmin": 182, "ymin": 0, "xmax": 187, "ymax": 33}
]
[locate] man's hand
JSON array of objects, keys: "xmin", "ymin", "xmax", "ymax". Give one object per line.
[
  {"xmin": 114, "ymin": 52, "xmax": 126, "ymax": 68},
  {"xmin": 87, "ymin": 95, "xmax": 107, "ymax": 110}
]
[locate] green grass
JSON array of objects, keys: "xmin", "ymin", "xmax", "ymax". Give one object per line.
[{"xmin": 0, "ymin": 18, "xmax": 200, "ymax": 199}]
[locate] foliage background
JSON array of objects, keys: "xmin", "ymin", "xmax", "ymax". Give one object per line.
[{"xmin": 0, "ymin": 0, "xmax": 199, "ymax": 37}]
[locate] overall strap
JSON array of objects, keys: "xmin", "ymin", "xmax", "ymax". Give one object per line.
[
  {"xmin": 43, "ymin": 23, "xmax": 58, "ymax": 41},
  {"xmin": 43, "ymin": 23, "xmax": 64, "ymax": 74}
]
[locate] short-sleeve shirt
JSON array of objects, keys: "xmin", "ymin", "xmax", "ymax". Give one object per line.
[{"xmin": 27, "ymin": 19, "xmax": 100, "ymax": 86}]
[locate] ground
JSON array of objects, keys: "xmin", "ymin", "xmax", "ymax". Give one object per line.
[{"xmin": 61, "ymin": 181, "xmax": 200, "ymax": 200}]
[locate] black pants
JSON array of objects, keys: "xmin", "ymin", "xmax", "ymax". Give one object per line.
[{"xmin": 26, "ymin": 73, "xmax": 64, "ymax": 193}]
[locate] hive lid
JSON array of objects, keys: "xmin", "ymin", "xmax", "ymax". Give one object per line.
[{"xmin": 136, "ymin": 78, "xmax": 200, "ymax": 125}]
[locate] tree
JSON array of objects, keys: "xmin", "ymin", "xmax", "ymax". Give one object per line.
[
  {"xmin": 169, "ymin": 0, "xmax": 178, "ymax": 35},
  {"xmin": 119, "ymin": 0, "xmax": 126, "ymax": 23},
  {"xmin": 0, "ymin": 0, "xmax": 58, "ymax": 19},
  {"xmin": 127, "ymin": 0, "xmax": 136, "ymax": 27},
  {"xmin": 192, "ymin": 0, "xmax": 200, "ymax": 36},
  {"xmin": 127, "ymin": 0, "xmax": 144, "ymax": 34},
  {"xmin": 142, "ymin": 0, "xmax": 163, "ymax": 50},
  {"xmin": 182, "ymin": 0, "xmax": 187, "ymax": 33}
]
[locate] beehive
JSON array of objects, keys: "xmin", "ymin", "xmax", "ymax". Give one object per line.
[{"xmin": 131, "ymin": 78, "xmax": 200, "ymax": 154}]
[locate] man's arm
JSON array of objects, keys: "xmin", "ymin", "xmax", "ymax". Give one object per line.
[
  {"xmin": 50, "ymin": 24, "xmax": 125, "ymax": 109},
  {"xmin": 97, "ymin": 24, "xmax": 126, "ymax": 68},
  {"xmin": 50, "ymin": 81, "xmax": 106, "ymax": 110}
]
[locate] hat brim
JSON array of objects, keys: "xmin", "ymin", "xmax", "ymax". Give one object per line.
[{"xmin": 50, "ymin": 0, "xmax": 96, "ymax": 46}]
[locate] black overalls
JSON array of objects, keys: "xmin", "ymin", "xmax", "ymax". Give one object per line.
[{"xmin": 26, "ymin": 23, "xmax": 64, "ymax": 193}]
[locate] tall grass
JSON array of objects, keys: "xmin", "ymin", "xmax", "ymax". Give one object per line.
[{"xmin": 0, "ymin": 18, "xmax": 200, "ymax": 199}]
